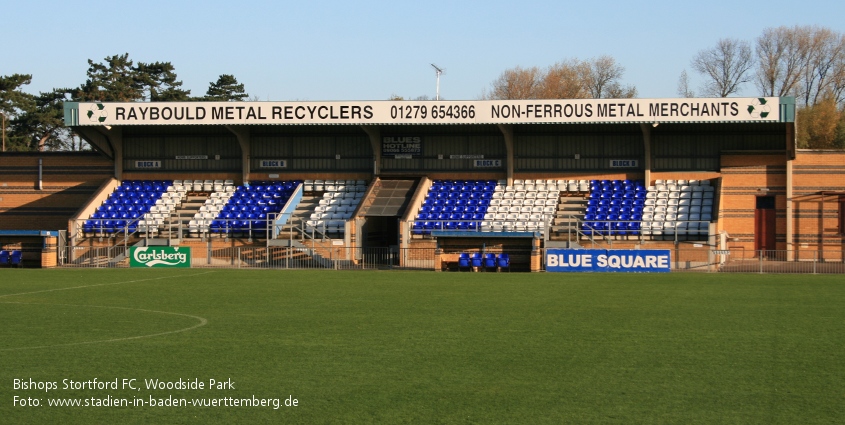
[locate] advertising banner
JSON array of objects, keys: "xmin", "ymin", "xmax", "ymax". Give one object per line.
[
  {"xmin": 382, "ymin": 136, "xmax": 422, "ymax": 158},
  {"xmin": 546, "ymin": 249, "xmax": 671, "ymax": 273},
  {"xmin": 130, "ymin": 247, "xmax": 191, "ymax": 268},
  {"xmin": 545, "ymin": 249, "xmax": 606, "ymax": 272},
  {"xmin": 70, "ymin": 97, "xmax": 782, "ymax": 126}
]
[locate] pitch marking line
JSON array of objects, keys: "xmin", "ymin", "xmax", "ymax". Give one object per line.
[
  {"xmin": 0, "ymin": 271, "xmax": 214, "ymax": 351},
  {"xmin": 0, "ymin": 271, "xmax": 216, "ymax": 299}
]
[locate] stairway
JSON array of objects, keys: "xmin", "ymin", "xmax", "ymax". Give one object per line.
[
  {"xmin": 358, "ymin": 179, "xmax": 417, "ymax": 217},
  {"xmin": 160, "ymin": 193, "xmax": 208, "ymax": 239},
  {"xmin": 273, "ymin": 195, "xmax": 323, "ymax": 242},
  {"xmin": 548, "ymin": 194, "xmax": 588, "ymax": 242}
]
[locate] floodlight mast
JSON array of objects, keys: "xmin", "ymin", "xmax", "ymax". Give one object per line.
[{"xmin": 431, "ymin": 64, "xmax": 444, "ymax": 101}]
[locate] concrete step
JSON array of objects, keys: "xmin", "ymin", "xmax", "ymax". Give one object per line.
[{"xmin": 553, "ymin": 217, "xmax": 581, "ymax": 226}]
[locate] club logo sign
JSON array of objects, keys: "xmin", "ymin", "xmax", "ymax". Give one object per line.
[
  {"xmin": 746, "ymin": 98, "xmax": 771, "ymax": 119},
  {"xmin": 130, "ymin": 247, "xmax": 191, "ymax": 268},
  {"xmin": 87, "ymin": 103, "xmax": 108, "ymax": 123}
]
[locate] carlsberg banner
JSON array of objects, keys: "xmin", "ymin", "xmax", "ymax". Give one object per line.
[{"xmin": 130, "ymin": 246, "xmax": 191, "ymax": 268}]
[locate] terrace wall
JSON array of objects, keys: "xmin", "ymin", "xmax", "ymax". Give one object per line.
[{"xmin": 0, "ymin": 153, "xmax": 112, "ymax": 231}]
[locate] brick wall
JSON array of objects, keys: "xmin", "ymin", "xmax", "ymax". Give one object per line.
[
  {"xmin": 0, "ymin": 153, "xmax": 113, "ymax": 231},
  {"xmin": 791, "ymin": 150, "xmax": 845, "ymax": 252},
  {"xmin": 716, "ymin": 150, "xmax": 845, "ymax": 254},
  {"xmin": 719, "ymin": 153, "xmax": 787, "ymax": 251}
]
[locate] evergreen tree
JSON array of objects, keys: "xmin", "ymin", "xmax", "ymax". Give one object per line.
[
  {"xmin": 13, "ymin": 88, "xmax": 77, "ymax": 151},
  {"xmin": 0, "ymin": 74, "xmax": 37, "ymax": 151},
  {"xmin": 76, "ymin": 53, "xmax": 143, "ymax": 102},
  {"xmin": 137, "ymin": 61, "xmax": 191, "ymax": 101},
  {"xmin": 203, "ymin": 74, "xmax": 248, "ymax": 101}
]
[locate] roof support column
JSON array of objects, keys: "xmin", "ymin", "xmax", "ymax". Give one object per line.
[
  {"xmin": 226, "ymin": 125, "xmax": 251, "ymax": 184},
  {"xmin": 786, "ymin": 121, "xmax": 796, "ymax": 261},
  {"xmin": 497, "ymin": 124, "xmax": 514, "ymax": 185},
  {"xmin": 639, "ymin": 123, "xmax": 653, "ymax": 185},
  {"xmin": 361, "ymin": 125, "xmax": 381, "ymax": 179},
  {"xmin": 112, "ymin": 132, "xmax": 123, "ymax": 181}
]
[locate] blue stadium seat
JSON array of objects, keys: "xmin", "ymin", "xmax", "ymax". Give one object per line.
[
  {"xmin": 613, "ymin": 222, "xmax": 628, "ymax": 235},
  {"xmin": 471, "ymin": 252, "xmax": 483, "ymax": 268},
  {"xmin": 497, "ymin": 253, "xmax": 510, "ymax": 270},
  {"xmin": 458, "ymin": 253, "xmax": 471, "ymax": 270},
  {"xmin": 483, "ymin": 253, "xmax": 496, "ymax": 269}
]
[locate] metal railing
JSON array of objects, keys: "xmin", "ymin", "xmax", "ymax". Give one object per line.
[
  {"xmin": 59, "ymin": 245, "xmax": 436, "ymax": 271},
  {"xmin": 569, "ymin": 221, "xmax": 613, "ymax": 249},
  {"xmin": 539, "ymin": 248, "xmax": 845, "ymax": 274},
  {"xmin": 63, "ymin": 245, "xmax": 130, "ymax": 268},
  {"xmin": 76, "ymin": 216, "xmax": 295, "ymax": 244},
  {"xmin": 194, "ymin": 246, "xmax": 434, "ymax": 270},
  {"xmin": 713, "ymin": 249, "xmax": 845, "ymax": 274},
  {"xmin": 566, "ymin": 215, "xmax": 715, "ymax": 246},
  {"xmin": 407, "ymin": 215, "xmax": 552, "ymax": 236},
  {"xmin": 75, "ymin": 213, "xmax": 350, "ymax": 247},
  {"xmin": 58, "ymin": 245, "xmax": 844, "ymax": 274}
]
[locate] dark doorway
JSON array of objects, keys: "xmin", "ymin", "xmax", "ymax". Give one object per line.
[
  {"xmin": 755, "ymin": 196, "xmax": 777, "ymax": 255},
  {"xmin": 357, "ymin": 178, "xmax": 418, "ymax": 266},
  {"xmin": 360, "ymin": 217, "xmax": 399, "ymax": 267},
  {"xmin": 361, "ymin": 216, "xmax": 399, "ymax": 249}
]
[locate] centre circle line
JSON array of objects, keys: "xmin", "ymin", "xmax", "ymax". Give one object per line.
[{"xmin": 0, "ymin": 271, "xmax": 215, "ymax": 351}]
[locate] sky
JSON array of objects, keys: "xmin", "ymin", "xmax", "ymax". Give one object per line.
[{"xmin": 4, "ymin": 0, "xmax": 845, "ymax": 101}]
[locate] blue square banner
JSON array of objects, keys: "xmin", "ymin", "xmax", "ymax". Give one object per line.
[
  {"xmin": 546, "ymin": 249, "xmax": 671, "ymax": 273},
  {"xmin": 545, "ymin": 249, "xmax": 606, "ymax": 272}
]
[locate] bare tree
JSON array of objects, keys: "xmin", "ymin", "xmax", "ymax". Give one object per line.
[
  {"xmin": 801, "ymin": 27, "xmax": 845, "ymax": 106},
  {"xmin": 583, "ymin": 55, "xmax": 626, "ymax": 98},
  {"xmin": 830, "ymin": 53, "xmax": 845, "ymax": 105},
  {"xmin": 755, "ymin": 26, "xmax": 810, "ymax": 98},
  {"xmin": 487, "ymin": 56, "xmax": 637, "ymax": 100},
  {"xmin": 692, "ymin": 38, "xmax": 753, "ymax": 97},
  {"xmin": 677, "ymin": 69, "xmax": 695, "ymax": 97},
  {"xmin": 539, "ymin": 60, "xmax": 588, "ymax": 99},
  {"xmin": 604, "ymin": 83, "xmax": 638, "ymax": 99},
  {"xmin": 487, "ymin": 66, "xmax": 542, "ymax": 99}
]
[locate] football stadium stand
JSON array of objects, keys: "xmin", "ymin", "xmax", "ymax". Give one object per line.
[{"xmin": 4, "ymin": 97, "xmax": 843, "ymax": 271}]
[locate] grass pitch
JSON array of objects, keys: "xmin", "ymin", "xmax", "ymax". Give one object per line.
[{"xmin": 1, "ymin": 269, "xmax": 844, "ymax": 424}]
